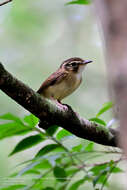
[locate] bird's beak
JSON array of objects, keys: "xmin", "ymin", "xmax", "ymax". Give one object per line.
[{"xmin": 83, "ymin": 60, "xmax": 93, "ymax": 65}]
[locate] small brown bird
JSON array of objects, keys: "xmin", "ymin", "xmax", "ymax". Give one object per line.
[{"xmin": 37, "ymin": 57, "xmax": 92, "ymax": 109}]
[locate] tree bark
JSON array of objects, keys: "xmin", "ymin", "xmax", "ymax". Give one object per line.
[
  {"xmin": 0, "ymin": 63, "xmax": 118, "ymax": 147},
  {"xmin": 94, "ymin": 0, "xmax": 127, "ymax": 152},
  {"xmin": 0, "ymin": 0, "xmax": 12, "ymax": 6}
]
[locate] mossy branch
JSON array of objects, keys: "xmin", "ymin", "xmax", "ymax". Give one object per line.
[{"xmin": 0, "ymin": 63, "xmax": 118, "ymax": 147}]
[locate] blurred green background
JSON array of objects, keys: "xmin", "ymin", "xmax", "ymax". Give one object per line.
[{"xmin": 0, "ymin": 0, "xmax": 125, "ymax": 189}]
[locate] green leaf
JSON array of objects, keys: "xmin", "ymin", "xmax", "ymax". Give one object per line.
[
  {"xmin": 22, "ymin": 169, "xmax": 40, "ymax": 175},
  {"xmin": 0, "ymin": 113, "xmax": 36, "ymax": 140},
  {"xmin": 0, "ymin": 113, "xmax": 23, "ymax": 124},
  {"xmin": 59, "ymin": 157, "xmax": 71, "ymax": 166},
  {"xmin": 66, "ymin": 0, "xmax": 91, "ymax": 5},
  {"xmin": 0, "ymin": 122, "xmax": 31, "ymax": 140},
  {"xmin": 85, "ymin": 142, "xmax": 94, "ymax": 151},
  {"xmin": 35, "ymin": 144, "xmax": 64, "ymax": 158},
  {"xmin": 90, "ymin": 164, "xmax": 109, "ymax": 175},
  {"xmin": 34, "ymin": 159, "xmax": 52, "ymax": 169},
  {"xmin": 93, "ymin": 173, "xmax": 108, "ymax": 187},
  {"xmin": 24, "ymin": 114, "xmax": 38, "ymax": 127},
  {"xmin": 69, "ymin": 178, "xmax": 85, "ymax": 190},
  {"xmin": 66, "ymin": 167, "xmax": 79, "ymax": 176},
  {"xmin": 43, "ymin": 188, "xmax": 54, "ymax": 190},
  {"xmin": 56, "ymin": 129, "xmax": 72, "ymax": 140},
  {"xmin": 1, "ymin": 185, "xmax": 26, "ymax": 190},
  {"xmin": 108, "ymin": 161, "xmax": 123, "ymax": 173},
  {"xmin": 55, "ymin": 157, "xmax": 62, "ymax": 164},
  {"xmin": 92, "ymin": 166, "xmax": 110, "ymax": 186},
  {"xmin": 89, "ymin": 118, "xmax": 106, "ymax": 126},
  {"xmin": 111, "ymin": 166, "xmax": 123, "ymax": 173},
  {"xmin": 58, "ymin": 184, "xmax": 68, "ymax": 190},
  {"xmin": 18, "ymin": 161, "xmax": 41, "ymax": 176},
  {"xmin": 9, "ymin": 134, "xmax": 43, "ymax": 156},
  {"xmin": 19, "ymin": 159, "xmax": 52, "ymax": 176},
  {"xmin": 46, "ymin": 125, "xmax": 59, "ymax": 136},
  {"xmin": 90, "ymin": 163, "xmax": 116, "ymax": 187},
  {"xmin": 96, "ymin": 102, "xmax": 113, "ymax": 117},
  {"xmin": 72, "ymin": 144, "xmax": 83, "ymax": 152},
  {"xmin": 53, "ymin": 166, "xmax": 67, "ymax": 182}
]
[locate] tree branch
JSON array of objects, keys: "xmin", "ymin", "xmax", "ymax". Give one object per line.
[
  {"xmin": 0, "ymin": 63, "xmax": 119, "ymax": 147},
  {"xmin": 0, "ymin": 0, "xmax": 12, "ymax": 6}
]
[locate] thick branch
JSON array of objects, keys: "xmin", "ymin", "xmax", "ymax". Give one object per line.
[
  {"xmin": 0, "ymin": 0, "xmax": 12, "ymax": 6},
  {"xmin": 0, "ymin": 63, "xmax": 118, "ymax": 147}
]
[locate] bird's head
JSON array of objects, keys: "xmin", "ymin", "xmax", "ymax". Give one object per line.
[{"xmin": 60, "ymin": 57, "xmax": 92, "ymax": 74}]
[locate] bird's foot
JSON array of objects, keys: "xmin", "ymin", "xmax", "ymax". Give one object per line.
[
  {"xmin": 62, "ymin": 103, "xmax": 73, "ymax": 111},
  {"xmin": 53, "ymin": 100, "xmax": 68, "ymax": 111},
  {"xmin": 61, "ymin": 104, "xmax": 68, "ymax": 111},
  {"xmin": 51, "ymin": 98, "xmax": 73, "ymax": 111}
]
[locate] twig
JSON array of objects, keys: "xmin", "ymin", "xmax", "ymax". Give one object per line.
[
  {"xmin": 77, "ymin": 157, "xmax": 123, "ymax": 169},
  {"xmin": 34, "ymin": 126, "xmax": 75, "ymax": 164},
  {"xmin": 100, "ymin": 158, "xmax": 122, "ymax": 190},
  {"xmin": 0, "ymin": 0, "xmax": 12, "ymax": 6},
  {"xmin": 24, "ymin": 168, "xmax": 53, "ymax": 190},
  {"xmin": 50, "ymin": 136, "xmax": 75, "ymax": 164},
  {"xmin": 69, "ymin": 150, "xmax": 122, "ymax": 158},
  {"xmin": 35, "ymin": 124, "xmax": 92, "ymax": 181}
]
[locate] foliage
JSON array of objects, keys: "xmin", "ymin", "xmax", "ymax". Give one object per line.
[
  {"xmin": 0, "ymin": 0, "xmax": 123, "ymax": 189},
  {"xmin": 0, "ymin": 102, "xmax": 123, "ymax": 190},
  {"xmin": 66, "ymin": 0, "xmax": 92, "ymax": 5}
]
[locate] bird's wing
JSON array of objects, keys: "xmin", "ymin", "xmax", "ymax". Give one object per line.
[{"xmin": 37, "ymin": 70, "xmax": 68, "ymax": 94}]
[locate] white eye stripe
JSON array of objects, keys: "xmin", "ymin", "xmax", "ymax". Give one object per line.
[
  {"xmin": 70, "ymin": 61, "xmax": 81, "ymax": 64},
  {"xmin": 63, "ymin": 61, "xmax": 82, "ymax": 68}
]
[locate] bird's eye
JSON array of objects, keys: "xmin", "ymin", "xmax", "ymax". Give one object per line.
[
  {"xmin": 71, "ymin": 62, "xmax": 77, "ymax": 66},
  {"xmin": 65, "ymin": 62, "xmax": 77, "ymax": 67}
]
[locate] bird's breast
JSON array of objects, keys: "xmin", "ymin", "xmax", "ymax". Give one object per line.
[{"xmin": 43, "ymin": 73, "xmax": 82, "ymax": 100}]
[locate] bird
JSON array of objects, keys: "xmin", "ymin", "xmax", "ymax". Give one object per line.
[{"xmin": 37, "ymin": 57, "xmax": 92, "ymax": 110}]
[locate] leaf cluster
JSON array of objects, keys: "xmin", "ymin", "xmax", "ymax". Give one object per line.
[{"xmin": 0, "ymin": 102, "xmax": 123, "ymax": 190}]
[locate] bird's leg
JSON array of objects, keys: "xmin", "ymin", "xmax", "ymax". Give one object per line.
[
  {"xmin": 58, "ymin": 100, "xmax": 73, "ymax": 112},
  {"xmin": 51, "ymin": 98, "xmax": 77, "ymax": 117},
  {"xmin": 50, "ymin": 97, "xmax": 73, "ymax": 112},
  {"xmin": 50, "ymin": 97, "xmax": 68, "ymax": 111},
  {"xmin": 56, "ymin": 100, "xmax": 68, "ymax": 111},
  {"xmin": 58, "ymin": 100, "xmax": 79, "ymax": 117}
]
